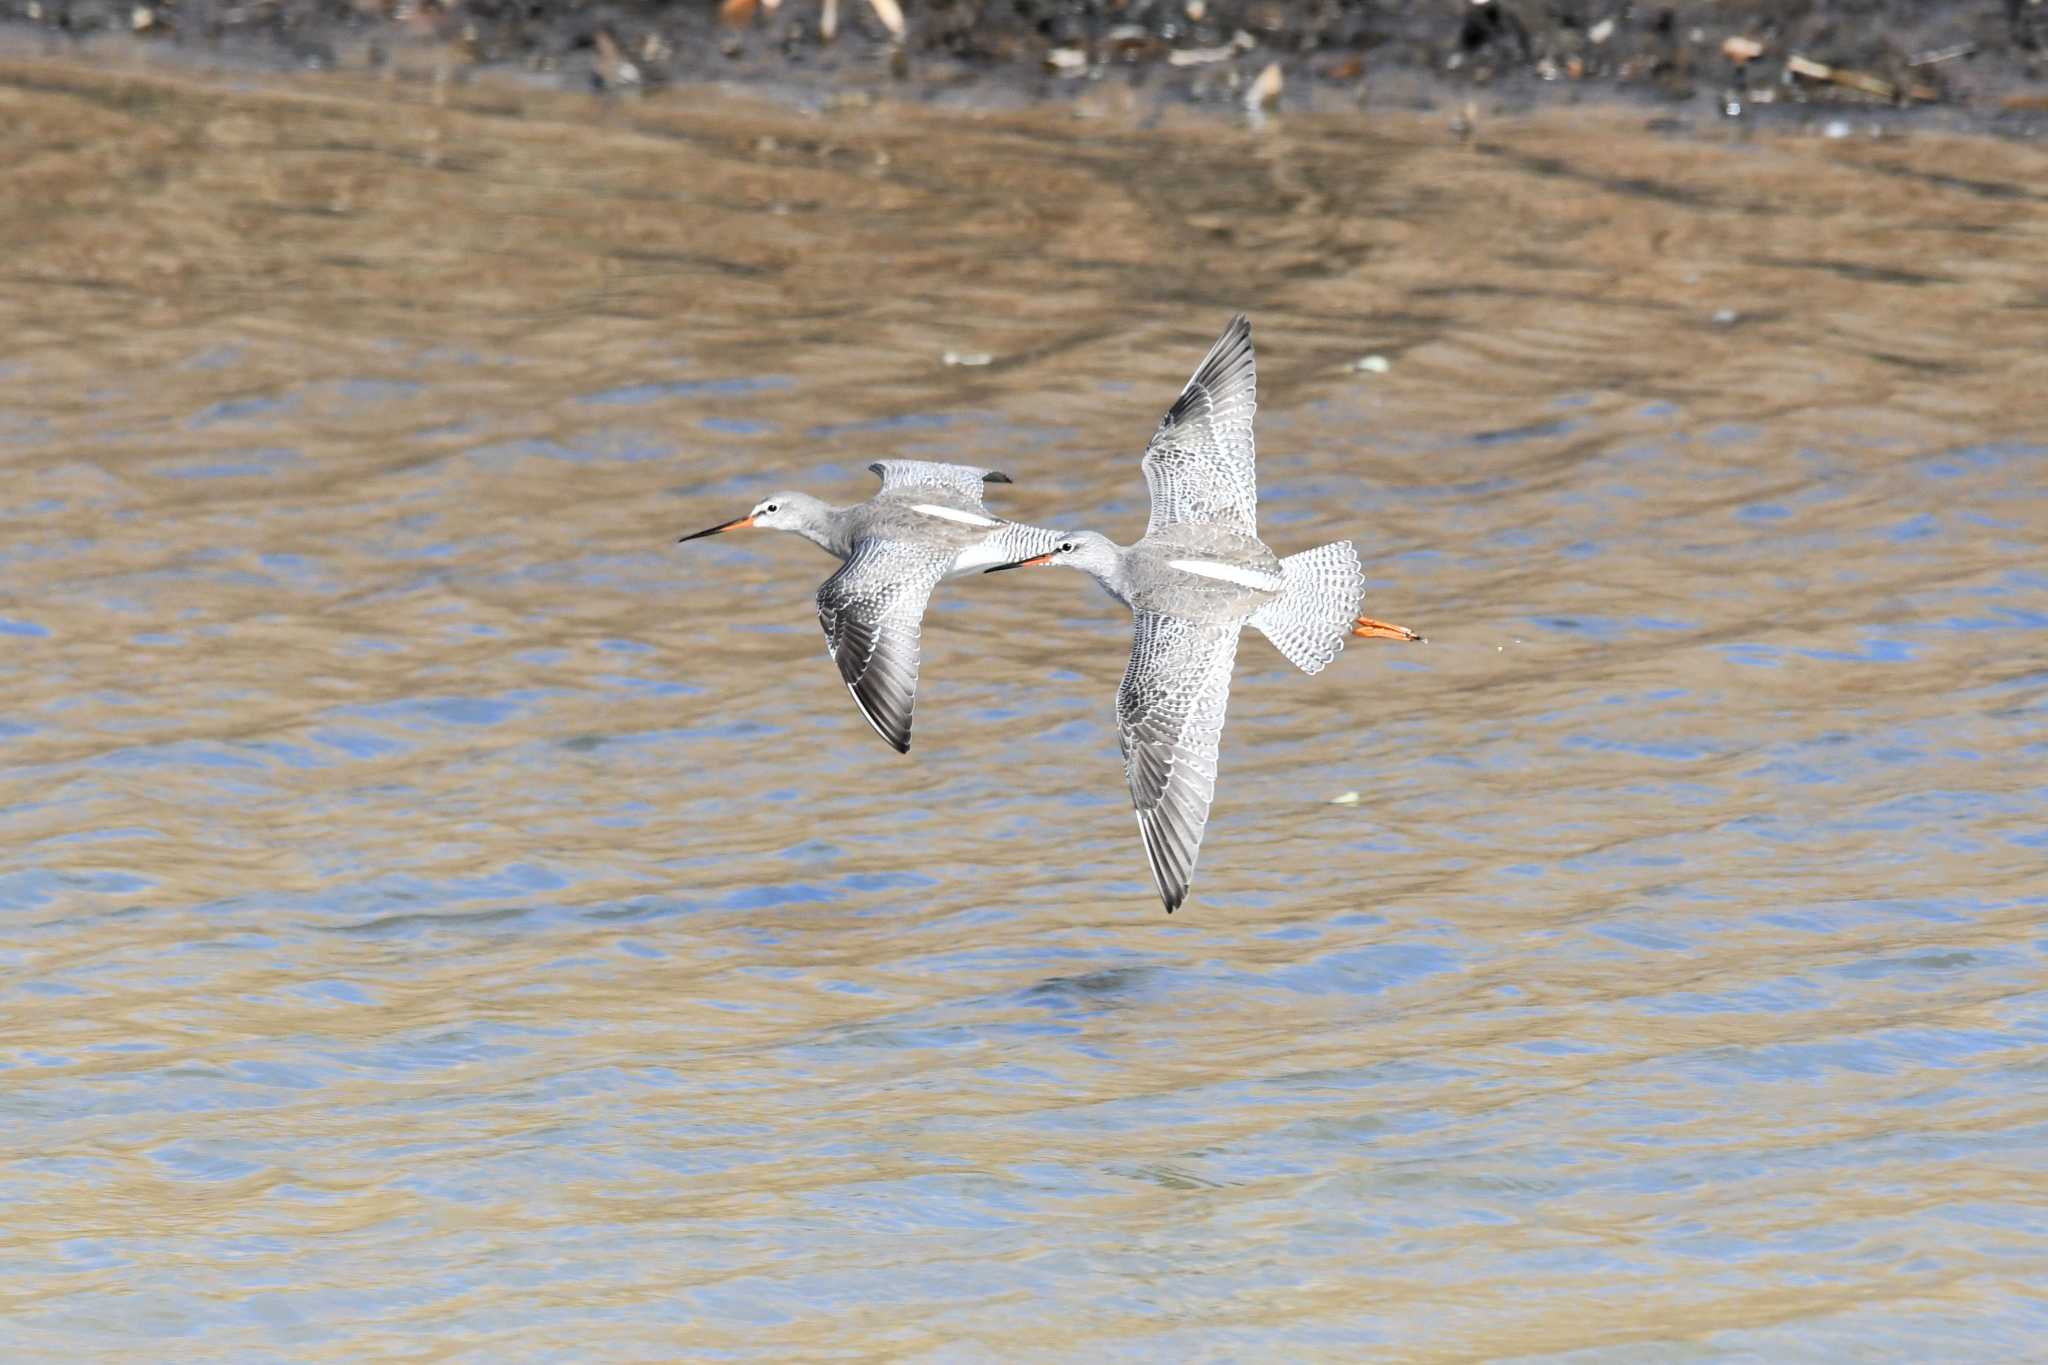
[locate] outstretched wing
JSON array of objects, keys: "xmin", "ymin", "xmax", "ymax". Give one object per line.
[
  {"xmin": 1115, "ymin": 611, "xmax": 1243, "ymax": 912},
  {"xmin": 1141, "ymin": 314, "xmax": 1259, "ymax": 538},
  {"xmin": 816, "ymin": 539, "xmax": 950, "ymax": 753},
  {"xmin": 867, "ymin": 460, "xmax": 1012, "ymax": 510}
]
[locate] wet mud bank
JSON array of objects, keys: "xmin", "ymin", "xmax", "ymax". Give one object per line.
[{"xmin": 4, "ymin": 0, "xmax": 2046, "ymax": 131}]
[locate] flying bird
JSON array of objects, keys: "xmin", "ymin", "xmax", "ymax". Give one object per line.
[
  {"xmin": 987, "ymin": 316, "xmax": 1421, "ymax": 911},
  {"xmin": 681, "ymin": 461, "xmax": 1063, "ymax": 753}
]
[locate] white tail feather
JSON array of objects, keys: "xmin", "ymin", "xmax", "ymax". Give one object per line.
[{"xmin": 1248, "ymin": 540, "xmax": 1366, "ymax": 674}]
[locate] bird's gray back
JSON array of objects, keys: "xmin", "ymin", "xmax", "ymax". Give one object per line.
[
  {"xmin": 1124, "ymin": 524, "xmax": 1281, "ymax": 625},
  {"xmin": 846, "ymin": 490, "xmax": 1009, "ymax": 561}
]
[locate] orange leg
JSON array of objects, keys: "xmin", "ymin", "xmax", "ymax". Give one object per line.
[{"xmin": 1353, "ymin": 615, "xmax": 1424, "ymax": 643}]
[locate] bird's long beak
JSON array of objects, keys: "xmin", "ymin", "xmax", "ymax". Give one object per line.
[
  {"xmin": 1353, "ymin": 615, "xmax": 1424, "ymax": 643},
  {"xmin": 983, "ymin": 552, "xmax": 1056, "ymax": 574},
  {"xmin": 677, "ymin": 514, "xmax": 756, "ymax": 543}
]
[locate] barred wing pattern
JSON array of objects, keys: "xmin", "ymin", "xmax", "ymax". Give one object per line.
[
  {"xmin": 815, "ymin": 538, "xmax": 950, "ymax": 754},
  {"xmin": 1141, "ymin": 315, "xmax": 1259, "ymax": 538},
  {"xmin": 867, "ymin": 460, "xmax": 1011, "ymax": 508},
  {"xmin": 977, "ymin": 519, "xmax": 1067, "ymax": 567},
  {"xmin": 1115, "ymin": 611, "xmax": 1244, "ymax": 912}
]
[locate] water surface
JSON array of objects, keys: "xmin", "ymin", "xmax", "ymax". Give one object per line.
[{"xmin": 1, "ymin": 60, "xmax": 2044, "ymax": 1359}]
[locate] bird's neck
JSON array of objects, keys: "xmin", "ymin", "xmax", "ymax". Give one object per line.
[
  {"xmin": 796, "ymin": 506, "xmax": 850, "ymax": 557},
  {"xmin": 1091, "ymin": 547, "xmax": 1137, "ymax": 607}
]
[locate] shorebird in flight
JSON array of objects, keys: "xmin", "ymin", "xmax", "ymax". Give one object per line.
[
  {"xmin": 987, "ymin": 316, "xmax": 1420, "ymax": 911},
  {"xmin": 682, "ymin": 461, "xmax": 1064, "ymax": 753}
]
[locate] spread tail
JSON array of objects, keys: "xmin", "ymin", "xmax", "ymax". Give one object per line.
[{"xmin": 1248, "ymin": 540, "xmax": 1366, "ymax": 674}]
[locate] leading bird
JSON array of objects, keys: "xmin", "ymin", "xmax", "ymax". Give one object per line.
[
  {"xmin": 987, "ymin": 316, "xmax": 1421, "ymax": 912},
  {"xmin": 680, "ymin": 461, "xmax": 1063, "ymax": 753}
]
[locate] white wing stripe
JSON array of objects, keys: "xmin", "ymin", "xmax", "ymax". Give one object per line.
[
  {"xmin": 1166, "ymin": 558, "xmax": 1284, "ymax": 592},
  {"xmin": 910, "ymin": 502, "xmax": 1002, "ymax": 527}
]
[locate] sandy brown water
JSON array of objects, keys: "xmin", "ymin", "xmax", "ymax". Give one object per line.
[{"xmin": 1, "ymin": 58, "xmax": 2045, "ymax": 1359}]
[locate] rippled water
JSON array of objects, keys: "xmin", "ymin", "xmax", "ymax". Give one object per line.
[{"xmin": 2, "ymin": 56, "xmax": 2045, "ymax": 1358}]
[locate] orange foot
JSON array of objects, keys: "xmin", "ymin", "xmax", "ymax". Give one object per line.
[{"xmin": 1353, "ymin": 615, "xmax": 1424, "ymax": 643}]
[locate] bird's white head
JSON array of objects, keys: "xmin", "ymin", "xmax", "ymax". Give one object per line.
[
  {"xmin": 677, "ymin": 490, "xmax": 831, "ymax": 544},
  {"xmin": 746, "ymin": 491, "xmax": 828, "ymax": 533}
]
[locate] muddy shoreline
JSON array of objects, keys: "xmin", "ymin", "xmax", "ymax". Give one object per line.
[{"xmin": 5, "ymin": 0, "xmax": 2046, "ymax": 132}]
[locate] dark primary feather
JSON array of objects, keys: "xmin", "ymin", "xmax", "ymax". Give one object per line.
[{"xmin": 1158, "ymin": 314, "xmax": 1254, "ymax": 434}]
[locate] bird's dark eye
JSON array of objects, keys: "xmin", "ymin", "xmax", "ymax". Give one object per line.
[
  {"xmin": 1059, "ymin": 542, "xmax": 1073, "ymax": 552},
  {"xmin": 765, "ymin": 503, "xmax": 778, "ymax": 512}
]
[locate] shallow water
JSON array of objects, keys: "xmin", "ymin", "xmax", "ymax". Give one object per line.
[{"xmin": 2, "ymin": 58, "xmax": 2045, "ymax": 1359}]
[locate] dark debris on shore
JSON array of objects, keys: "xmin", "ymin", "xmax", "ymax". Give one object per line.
[{"xmin": 5, "ymin": 0, "xmax": 2046, "ymax": 125}]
